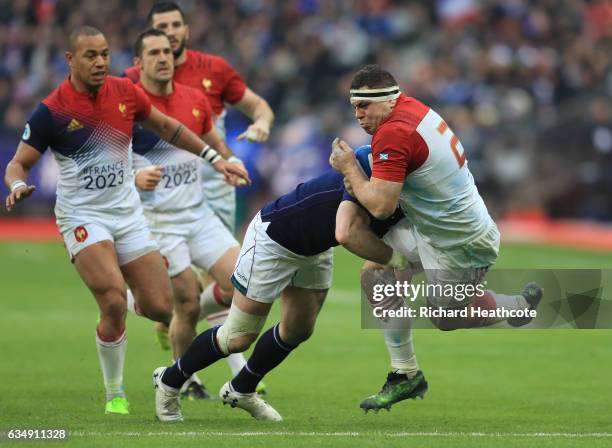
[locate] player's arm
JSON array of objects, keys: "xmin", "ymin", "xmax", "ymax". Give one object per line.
[
  {"xmin": 234, "ymin": 88, "xmax": 274, "ymax": 143},
  {"xmin": 4, "ymin": 142, "xmax": 42, "ymax": 211},
  {"xmin": 330, "ymin": 139, "xmax": 402, "ymax": 219},
  {"xmin": 141, "ymin": 106, "xmax": 250, "ymax": 185},
  {"xmin": 335, "ymin": 200, "xmax": 393, "ymax": 264}
]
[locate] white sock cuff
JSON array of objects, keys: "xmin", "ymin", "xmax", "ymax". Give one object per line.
[{"xmin": 96, "ymin": 329, "xmax": 127, "ymax": 347}]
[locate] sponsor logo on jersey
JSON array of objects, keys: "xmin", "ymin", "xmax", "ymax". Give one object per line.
[
  {"xmin": 118, "ymin": 103, "xmax": 127, "ymax": 117},
  {"xmin": 22, "ymin": 123, "xmax": 31, "ymax": 140},
  {"xmin": 192, "ymin": 108, "xmax": 200, "ymax": 119},
  {"xmin": 74, "ymin": 226, "xmax": 88, "ymax": 243},
  {"xmin": 67, "ymin": 118, "xmax": 84, "ymax": 132},
  {"xmin": 379, "ymin": 153, "xmax": 389, "ymax": 160},
  {"xmin": 202, "ymin": 78, "xmax": 212, "ymax": 91}
]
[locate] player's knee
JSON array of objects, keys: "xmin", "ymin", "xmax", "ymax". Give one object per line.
[
  {"xmin": 174, "ymin": 295, "xmax": 201, "ymax": 323},
  {"xmin": 280, "ymin": 324, "xmax": 313, "ymax": 346},
  {"xmin": 226, "ymin": 333, "xmax": 258, "ymax": 353},
  {"xmin": 96, "ymin": 286, "xmax": 127, "ymax": 320},
  {"xmin": 216, "ymin": 307, "xmax": 267, "ymax": 355},
  {"xmin": 139, "ymin": 297, "xmax": 173, "ymax": 323}
]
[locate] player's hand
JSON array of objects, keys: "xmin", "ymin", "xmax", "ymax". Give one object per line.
[
  {"xmin": 329, "ymin": 138, "xmax": 356, "ymax": 174},
  {"xmin": 213, "ymin": 158, "xmax": 251, "ymax": 187},
  {"xmin": 135, "ymin": 165, "xmax": 163, "ymax": 191},
  {"xmin": 5, "ymin": 184, "xmax": 36, "ymax": 212},
  {"xmin": 237, "ymin": 121, "xmax": 270, "ymax": 143}
]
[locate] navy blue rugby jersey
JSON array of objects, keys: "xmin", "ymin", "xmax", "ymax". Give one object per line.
[{"xmin": 260, "ymin": 170, "xmax": 403, "ymax": 256}]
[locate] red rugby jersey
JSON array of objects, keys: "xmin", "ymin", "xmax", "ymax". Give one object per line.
[
  {"xmin": 371, "ymin": 94, "xmax": 430, "ymax": 183},
  {"xmin": 125, "ymin": 49, "xmax": 247, "ymax": 117},
  {"xmin": 136, "ymin": 81, "xmax": 213, "ymax": 135}
]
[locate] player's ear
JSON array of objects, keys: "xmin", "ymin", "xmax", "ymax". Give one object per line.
[
  {"xmin": 184, "ymin": 24, "xmax": 190, "ymax": 41},
  {"xmin": 65, "ymin": 51, "xmax": 74, "ymax": 68},
  {"xmin": 133, "ymin": 56, "xmax": 142, "ymax": 68}
]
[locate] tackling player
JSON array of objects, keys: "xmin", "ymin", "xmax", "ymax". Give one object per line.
[
  {"xmin": 3, "ymin": 26, "xmax": 249, "ymax": 416},
  {"xmin": 151, "ymin": 147, "xmax": 409, "ymax": 422},
  {"xmin": 128, "ymin": 29, "xmax": 252, "ymax": 400},
  {"xmin": 330, "ymin": 64, "xmax": 543, "ymax": 411}
]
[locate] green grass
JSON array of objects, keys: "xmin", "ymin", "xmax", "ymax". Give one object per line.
[{"xmin": 1, "ymin": 242, "xmax": 611, "ymax": 447}]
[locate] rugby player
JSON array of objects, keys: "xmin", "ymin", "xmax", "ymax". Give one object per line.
[
  {"xmin": 128, "ymin": 29, "xmax": 252, "ymax": 400},
  {"xmin": 3, "ymin": 26, "xmax": 248, "ymax": 415},
  {"xmin": 125, "ymin": 1, "xmax": 274, "ymax": 232},
  {"xmin": 151, "ymin": 146, "xmax": 408, "ymax": 422},
  {"xmin": 330, "ymin": 64, "xmax": 543, "ymax": 411},
  {"xmin": 126, "ymin": 3, "xmax": 274, "ymax": 386}
]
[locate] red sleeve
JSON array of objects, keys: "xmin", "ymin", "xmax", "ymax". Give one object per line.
[
  {"xmin": 371, "ymin": 124, "xmax": 411, "ymax": 183},
  {"xmin": 197, "ymin": 91, "xmax": 214, "ymax": 134},
  {"xmin": 132, "ymin": 83, "xmax": 152, "ymax": 121},
  {"xmin": 218, "ymin": 58, "xmax": 247, "ymax": 104}
]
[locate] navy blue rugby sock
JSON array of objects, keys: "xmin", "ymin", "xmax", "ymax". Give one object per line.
[
  {"xmin": 231, "ymin": 324, "xmax": 297, "ymax": 393},
  {"xmin": 162, "ymin": 326, "xmax": 227, "ymax": 389}
]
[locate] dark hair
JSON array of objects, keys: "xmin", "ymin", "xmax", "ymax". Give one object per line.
[
  {"xmin": 68, "ymin": 25, "xmax": 104, "ymax": 52},
  {"xmin": 147, "ymin": 1, "xmax": 185, "ymax": 25},
  {"xmin": 134, "ymin": 28, "xmax": 169, "ymax": 57},
  {"xmin": 350, "ymin": 65, "xmax": 397, "ymax": 90}
]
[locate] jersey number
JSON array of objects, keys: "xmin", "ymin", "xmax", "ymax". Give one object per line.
[
  {"xmin": 84, "ymin": 170, "xmax": 125, "ymax": 190},
  {"xmin": 437, "ymin": 120, "xmax": 466, "ymax": 168}
]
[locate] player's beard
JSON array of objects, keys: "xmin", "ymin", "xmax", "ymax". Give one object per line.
[{"xmin": 173, "ymin": 38, "xmax": 186, "ymax": 59}]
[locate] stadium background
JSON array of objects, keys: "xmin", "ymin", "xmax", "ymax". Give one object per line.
[{"xmin": 1, "ymin": 1, "xmax": 612, "ymax": 446}]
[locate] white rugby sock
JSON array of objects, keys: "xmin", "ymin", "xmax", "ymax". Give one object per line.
[
  {"xmin": 383, "ymin": 328, "xmax": 419, "ymax": 375},
  {"xmin": 207, "ymin": 310, "xmax": 247, "ymax": 375},
  {"xmin": 125, "ymin": 289, "xmax": 143, "ymax": 316},
  {"xmin": 96, "ymin": 328, "xmax": 127, "ymax": 401},
  {"xmin": 486, "ymin": 291, "xmax": 529, "ymax": 324},
  {"xmin": 199, "ymin": 283, "xmax": 230, "ymax": 320}
]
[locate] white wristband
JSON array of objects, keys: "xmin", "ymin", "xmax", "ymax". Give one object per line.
[
  {"xmin": 200, "ymin": 146, "xmax": 222, "ymax": 164},
  {"xmin": 10, "ymin": 180, "xmax": 27, "ymax": 193}
]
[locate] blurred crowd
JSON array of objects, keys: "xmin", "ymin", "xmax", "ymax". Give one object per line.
[{"xmin": 1, "ymin": 0, "xmax": 611, "ymax": 222}]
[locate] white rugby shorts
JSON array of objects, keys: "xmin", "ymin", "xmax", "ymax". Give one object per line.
[
  {"xmin": 59, "ymin": 211, "xmax": 158, "ymax": 265},
  {"xmin": 148, "ymin": 205, "xmax": 239, "ymax": 277},
  {"xmin": 383, "ymin": 218, "xmax": 500, "ymax": 307},
  {"xmin": 231, "ymin": 212, "xmax": 333, "ymax": 303}
]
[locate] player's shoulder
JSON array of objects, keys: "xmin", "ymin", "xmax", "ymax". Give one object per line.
[
  {"xmin": 123, "ymin": 65, "xmax": 140, "ymax": 83},
  {"xmin": 382, "ymin": 95, "xmax": 430, "ymax": 132},
  {"xmin": 187, "ymin": 49, "xmax": 232, "ymax": 70},
  {"xmin": 106, "ymin": 75, "xmax": 137, "ymax": 92}
]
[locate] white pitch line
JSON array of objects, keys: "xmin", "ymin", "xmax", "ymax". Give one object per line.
[{"xmin": 69, "ymin": 431, "xmax": 612, "ymax": 438}]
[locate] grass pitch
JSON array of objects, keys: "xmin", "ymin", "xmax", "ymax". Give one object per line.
[{"xmin": 1, "ymin": 242, "xmax": 611, "ymax": 447}]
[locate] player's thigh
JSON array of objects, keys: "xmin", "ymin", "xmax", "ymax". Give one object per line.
[
  {"xmin": 153, "ymin": 230, "xmax": 191, "ymax": 278},
  {"xmin": 170, "ymin": 267, "xmax": 200, "ymax": 312},
  {"xmin": 120, "ymin": 250, "xmax": 172, "ymax": 310},
  {"xmin": 73, "ymin": 239, "xmax": 125, "ymax": 300},
  {"xmin": 231, "ymin": 213, "xmax": 299, "ymax": 303},
  {"xmin": 279, "ymin": 286, "xmax": 328, "ymax": 344},
  {"xmin": 382, "ymin": 218, "xmax": 421, "ymax": 265},
  {"xmin": 113, "ymin": 211, "xmax": 159, "ymax": 267}
]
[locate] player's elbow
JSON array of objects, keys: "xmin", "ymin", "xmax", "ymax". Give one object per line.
[
  {"xmin": 369, "ymin": 202, "xmax": 395, "ymax": 220},
  {"xmin": 335, "ymin": 224, "xmax": 352, "ymax": 246}
]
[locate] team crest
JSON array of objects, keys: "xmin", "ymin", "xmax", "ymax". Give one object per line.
[
  {"xmin": 202, "ymin": 78, "xmax": 212, "ymax": 91},
  {"xmin": 67, "ymin": 118, "xmax": 83, "ymax": 132},
  {"xmin": 74, "ymin": 226, "xmax": 88, "ymax": 243},
  {"xmin": 22, "ymin": 123, "xmax": 31, "ymax": 140},
  {"xmin": 118, "ymin": 103, "xmax": 127, "ymax": 117},
  {"xmin": 379, "ymin": 153, "xmax": 389, "ymax": 160},
  {"xmin": 192, "ymin": 108, "xmax": 200, "ymax": 118}
]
